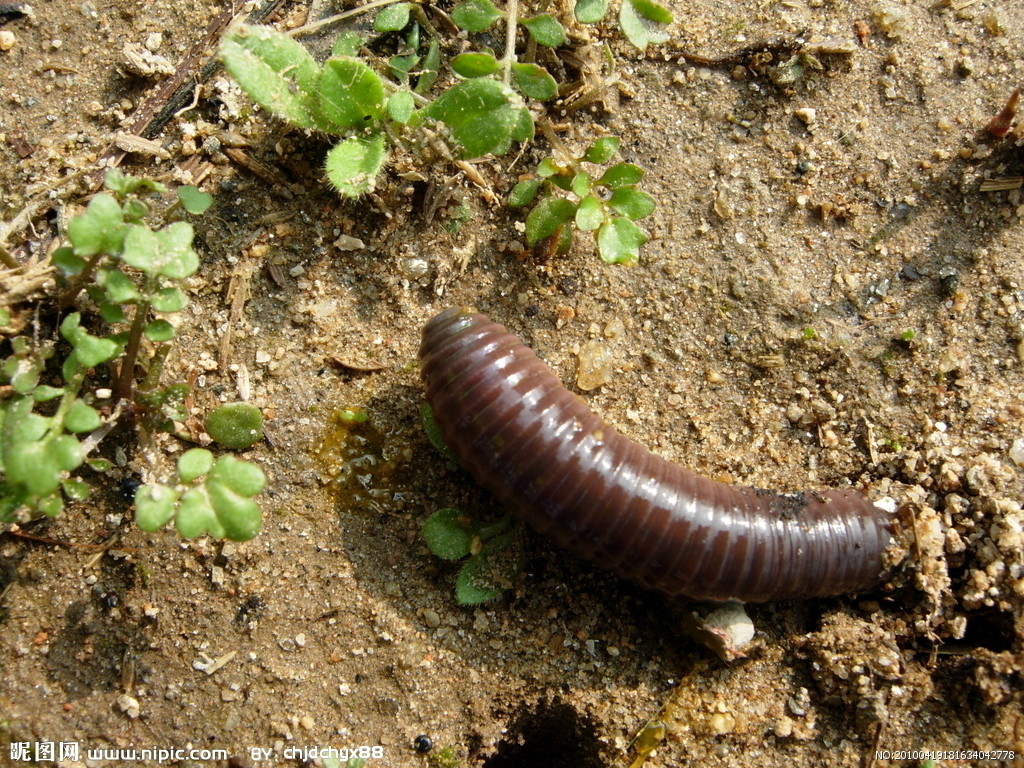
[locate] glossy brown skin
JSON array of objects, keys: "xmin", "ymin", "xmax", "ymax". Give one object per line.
[{"xmin": 420, "ymin": 308, "xmax": 892, "ymax": 602}]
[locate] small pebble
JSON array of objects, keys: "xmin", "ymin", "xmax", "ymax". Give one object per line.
[
  {"xmin": 576, "ymin": 339, "xmax": 614, "ymax": 391},
  {"xmin": 116, "ymin": 694, "xmax": 140, "ymax": 719},
  {"xmin": 1009, "ymin": 437, "xmax": 1024, "ymax": 467},
  {"xmin": 795, "ymin": 107, "xmax": 817, "ymax": 126},
  {"xmin": 0, "ymin": 30, "xmax": 16, "ymax": 51}
]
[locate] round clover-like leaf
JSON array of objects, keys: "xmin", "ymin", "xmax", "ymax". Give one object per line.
[
  {"xmin": 68, "ymin": 194, "xmax": 125, "ymax": 257},
  {"xmin": 64, "ymin": 399, "xmax": 101, "ymax": 433},
  {"xmin": 599, "ymin": 162, "xmax": 645, "ymax": 189},
  {"xmin": 374, "ymin": 2, "xmax": 411, "ymax": 31},
  {"xmin": 177, "ymin": 448, "xmax": 214, "ymax": 483},
  {"xmin": 120, "ymin": 222, "xmax": 199, "ymax": 280},
  {"xmin": 209, "ymin": 455, "xmax": 267, "ymax": 497},
  {"xmin": 508, "ymin": 178, "xmax": 542, "ymax": 208},
  {"xmin": 619, "ymin": 0, "xmax": 672, "ymax": 50},
  {"xmin": 205, "ymin": 403, "xmax": 265, "ymax": 449},
  {"xmin": 205, "ymin": 477, "xmax": 263, "ymax": 541},
  {"xmin": 134, "ymin": 483, "xmax": 180, "ymax": 532},
  {"xmin": 387, "ymin": 91, "xmax": 415, "ymax": 124},
  {"xmin": 144, "ymin": 320, "xmax": 176, "ymax": 342},
  {"xmin": 175, "ymin": 486, "xmax": 225, "ymax": 539},
  {"xmin": 177, "ymin": 185, "xmax": 213, "ymax": 214}
]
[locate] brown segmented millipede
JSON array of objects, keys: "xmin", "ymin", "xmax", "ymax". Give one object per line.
[{"xmin": 419, "ymin": 307, "xmax": 893, "ymax": 602}]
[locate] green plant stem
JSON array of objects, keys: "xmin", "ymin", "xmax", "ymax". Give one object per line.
[
  {"xmin": 500, "ymin": 0, "xmax": 520, "ymax": 85},
  {"xmin": 115, "ymin": 298, "xmax": 151, "ymax": 401},
  {"xmin": 58, "ymin": 253, "xmax": 104, "ymax": 310},
  {"xmin": 0, "ymin": 243, "xmax": 18, "ymax": 269},
  {"xmin": 43, "ymin": 368, "xmax": 87, "ymax": 442}
]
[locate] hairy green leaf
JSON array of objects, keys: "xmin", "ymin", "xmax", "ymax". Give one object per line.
[
  {"xmin": 374, "ymin": 2, "xmax": 411, "ymax": 31},
  {"xmin": 575, "ymin": 0, "xmax": 609, "ymax": 23},
  {"xmin": 451, "ymin": 51, "xmax": 501, "ymax": 78},
  {"xmin": 220, "ymin": 24, "xmax": 324, "ymax": 130},
  {"xmin": 318, "ymin": 57, "xmax": 386, "ymax": 131},
  {"xmin": 177, "ymin": 448, "xmax": 214, "ymax": 483},
  {"xmin": 120, "ymin": 222, "xmax": 199, "ymax": 279},
  {"xmin": 421, "ymin": 80, "xmax": 529, "ymax": 158},
  {"xmin": 423, "ymin": 508, "xmax": 474, "ymax": 560},
  {"xmin": 508, "ymin": 178, "xmax": 542, "ymax": 208},
  {"xmin": 619, "ymin": 0, "xmax": 672, "ymax": 50},
  {"xmin": 68, "ymin": 194, "xmax": 125, "ymax": 257},
  {"xmin": 575, "ymin": 195, "xmax": 606, "ymax": 231},
  {"xmin": 599, "ymin": 162, "xmax": 644, "ymax": 188},
  {"xmin": 584, "ymin": 136, "xmax": 620, "ymax": 164},
  {"xmin": 324, "ymin": 133, "xmax": 388, "ymax": 198},
  {"xmin": 608, "ymin": 186, "xmax": 656, "ymax": 220}
]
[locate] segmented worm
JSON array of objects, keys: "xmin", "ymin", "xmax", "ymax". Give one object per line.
[{"xmin": 419, "ymin": 308, "xmax": 892, "ymax": 602}]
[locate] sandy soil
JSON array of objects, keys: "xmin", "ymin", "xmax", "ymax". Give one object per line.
[{"xmin": 1, "ymin": 0, "xmax": 1022, "ymax": 767}]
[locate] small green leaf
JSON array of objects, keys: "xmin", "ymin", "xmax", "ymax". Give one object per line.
[
  {"xmin": 420, "ymin": 80, "xmax": 529, "ymax": 158},
  {"xmin": 575, "ymin": 0, "xmax": 609, "ymax": 23},
  {"xmin": 104, "ymin": 168, "xmax": 167, "ymax": 197},
  {"xmin": 423, "ymin": 508, "xmax": 474, "ymax": 560},
  {"xmin": 451, "ymin": 51, "xmax": 501, "ymax": 78},
  {"xmin": 451, "ymin": 0, "xmax": 502, "ymax": 32},
  {"xmin": 144, "ymin": 319, "xmax": 176, "ymax": 342},
  {"xmin": 120, "ymin": 222, "xmax": 199, "ymax": 279},
  {"xmin": 135, "ymin": 484, "xmax": 180, "ymax": 532},
  {"xmin": 209, "ymin": 455, "xmax": 267, "ymax": 497},
  {"xmin": 60, "ymin": 313, "xmax": 120, "ymax": 368},
  {"xmin": 177, "ymin": 185, "xmax": 213, "ymax": 214},
  {"xmin": 68, "ymin": 194, "xmax": 125, "ymax": 257},
  {"xmin": 525, "ymin": 197, "xmax": 577, "ymax": 245},
  {"xmin": 177, "ymin": 447, "xmax": 214, "ymax": 483},
  {"xmin": 175, "ymin": 487, "xmax": 225, "ymax": 539},
  {"xmin": 97, "ymin": 267, "xmax": 141, "ymax": 304},
  {"xmin": 597, "ymin": 216, "xmax": 647, "ymax": 264},
  {"xmin": 51, "ymin": 247, "xmax": 86, "ymax": 276},
  {"xmin": 599, "ymin": 162, "xmax": 644, "ymax": 188},
  {"xmin": 51, "ymin": 434, "xmax": 84, "ymax": 471},
  {"xmin": 521, "ymin": 14, "xmax": 566, "ymax": 47},
  {"xmin": 415, "ymin": 38, "xmax": 441, "ymax": 95},
  {"xmin": 619, "ymin": 0, "xmax": 672, "ymax": 50},
  {"xmin": 220, "ymin": 25, "xmax": 324, "ymax": 130},
  {"xmin": 571, "ymin": 171, "xmax": 592, "ymax": 197},
  {"xmin": 455, "ymin": 553, "xmax": 506, "ymax": 604},
  {"xmin": 99, "ymin": 303, "xmax": 127, "ymax": 324},
  {"xmin": 122, "ymin": 199, "xmax": 149, "ymax": 223},
  {"xmin": 332, "ymin": 31, "xmax": 364, "ymax": 57},
  {"xmin": 374, "ymin": 2, "xmax": 411, "ymax": 31},
  {"xmin": 511, "ymin": 63, "xmax": 558, "ymax": 100},
  {"xmin": 537, "ymin": 157, "xmax": 564, "ymax": 178},
  {"xmin": 508, "ymin": 178, "xmax": 542, "ymax": 208},
  {"xmin": 324, "ymin": 133, "xmax": 388, "ymax": 198},
  {"xmin": 150, "ymin": 287, "xmax": 189, "ymax": 313},
  {"xmin": 205, "ymin": 403, "xmax": 265, "ymax": 450},
  {"xmin": 584, "ymin": 136, "xmax": 620, "ymax": 164},
  {"xmin": 609, "ymin": 186, "xmax": 656, "ymax": 220},
  {"xmin": 387, "ymin": 91, "xmax": 415, "ymax": 124},
  {"xmin": 5, "ymin": 443, "xmax": 60, "ymax": 496},
  {"xmin": 206, "ymin": 483, "xmax": 262, "ymax": 541},
  {"xmin": 64, "ymin": 399, "xmax": 101, "ymax": 433},
  {"xmin": 37, "ymin": 493, "xmax": 64, "ymax": 517},
  {"xmin": 318, "ymin": 57, "xmax": 386, "ymax": 131},
  {"xmin": 32, "ymin": 386, "xmax": 64, "ymax": 402},
  {"xmin": 421, "ymin": 404, "xmax": 457, "ymax": 462},
  {"xmin": 575, "ymin": 195, "xmax": 606, "ymax": 231},
  {"xmin": 62, "ymin": 477, "xmax": 91, "ymax": 501}
]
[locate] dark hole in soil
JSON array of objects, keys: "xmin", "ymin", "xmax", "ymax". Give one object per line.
[
  {"xmin": 482, "ymin": 698, "xmax": 603, "ymax": 768},
  {"xmin": 960, "ymin": 609, "xmax": 1014, "ymax": 653}
]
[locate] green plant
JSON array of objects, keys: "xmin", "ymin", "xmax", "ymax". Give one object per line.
[
  {"xmin": 205, "ymin": 402, "xmax": 265, "ymax": 449},
  {"xmin": 422, "ymin": 507, "xmax": 521, "ymax": 604},
  {"xmin": 135, "ymin": 449, "xmax": 265, "ymax": 541},
  {"xmin": 0, "ymin": 169, "xmax": 265, "ymax": 540},
  {"xmin": 219, "ymin": 0, "xmax": 671, "ymax": 201},
  {"xmin": 509, "ymin": 135, "xmax": 655, "ymax": 263}
]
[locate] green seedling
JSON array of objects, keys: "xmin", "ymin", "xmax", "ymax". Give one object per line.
[
  {"xmin": 220, "ymin": 22, "xmax": 532, "ymax": 199},
  {"xmin": 205, "ymin": 403, "xmax": 265, "ymax": 450},
  {"xmin": 509, "ymin": 135, "xmax": 655, "ymax": 263},
  {"xmin": 1, "ymin": 169, "xmax": 266, "ymax": 539},
  {"xmin": 422, "ymin": 508, "xmax": 521, "ymax": 604},
  {"xmin": 135, "ymin": 448, "xmax": 265, "ymax": 541}
]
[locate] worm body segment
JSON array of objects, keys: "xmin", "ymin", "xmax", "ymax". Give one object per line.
[{"xmin": 419, "ymin": 308, "xmax": 892, "ymax": 602}]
